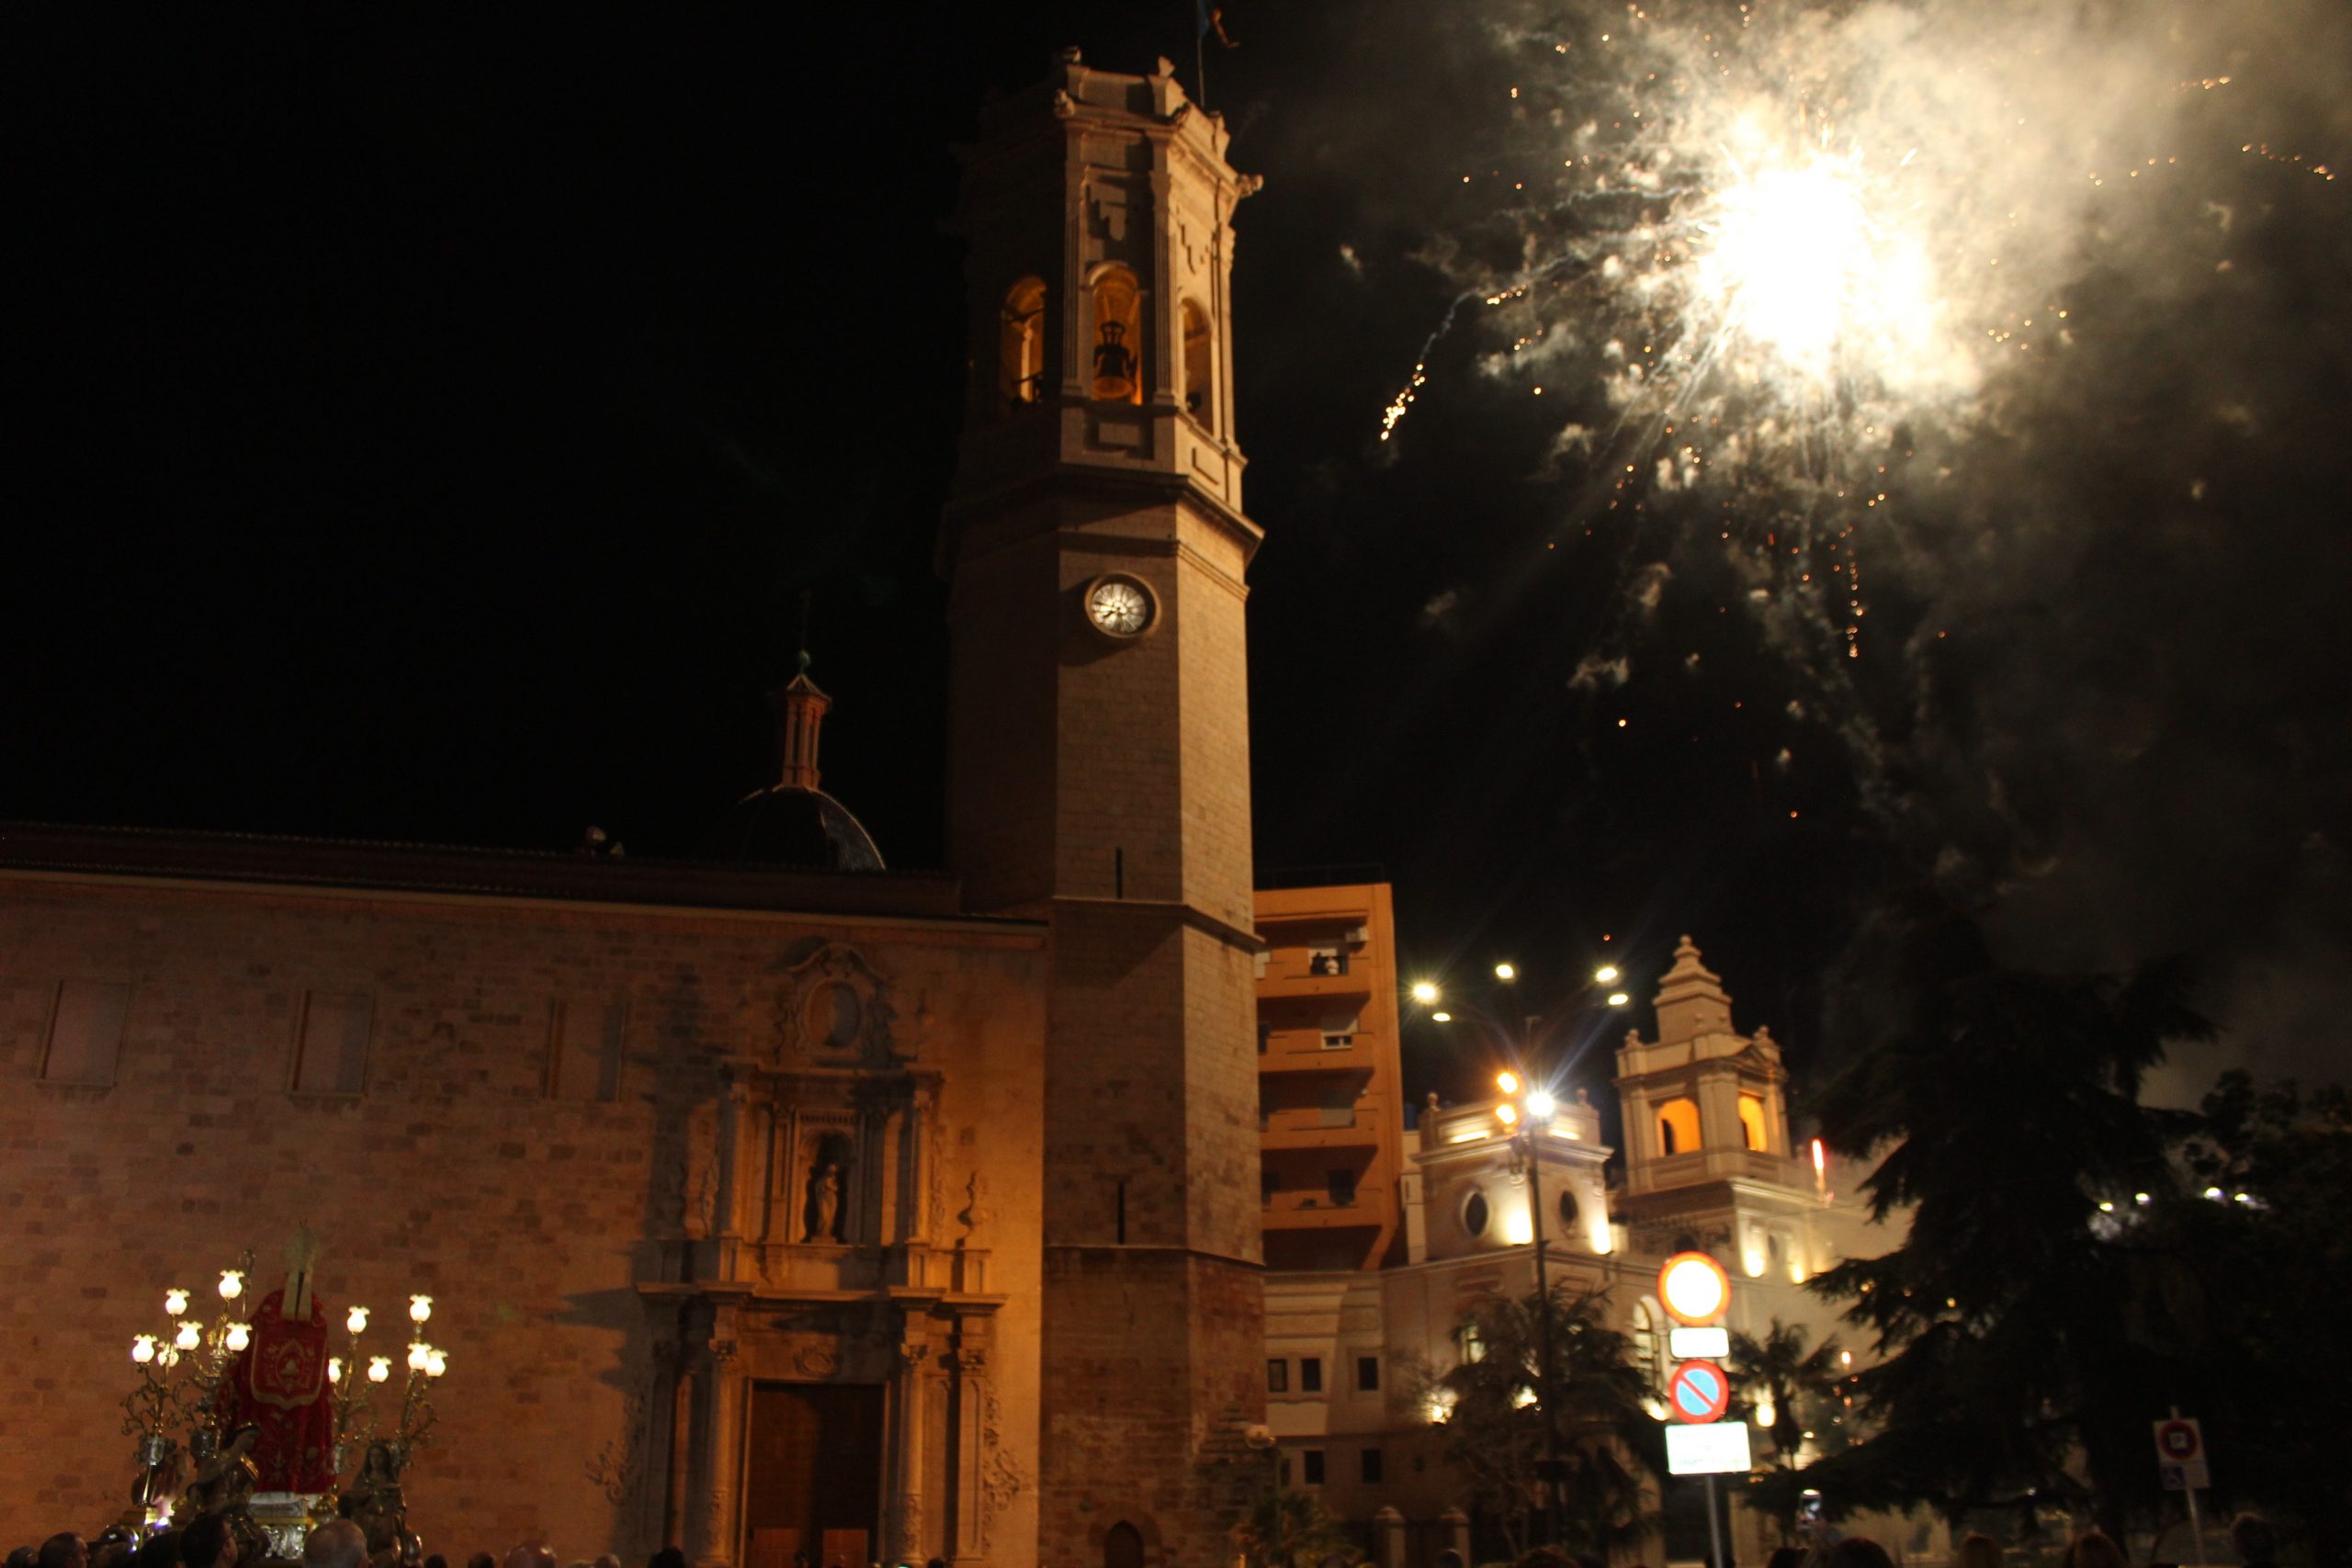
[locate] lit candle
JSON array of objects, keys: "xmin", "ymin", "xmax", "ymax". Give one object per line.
[
  {"xmin": 175, "ymin": 1322, "xmax": 202, "ymax": 1351},
  {"xmin": 408, "ymin": 1294, "xmax": 433, "ymax": 1325},
  {"xmin": 367, "ymin": 1357, "xmax": 390, "ymax": 1383},
  {"xmin": 424, "ymin": 1348, "xmax": 447, "ymax": 1379},
  {"xmin": 346, "ymin": 1305, "xmax": 370, "ymax": 1335},
  {"xmin": 131, "ymin": 1335, "xmax": 157, "ymax": 1364},
  {"xmin": 225, "ymin": 1322, "xmax": 252, "ymax": 1352},
  {"xmin": 164, "ymin": 1290, "xmax": 190, "ymax": 1317},
  {"xmin": 406, "ymin": 1341, "xmax": 429, "ymax": 1372},
  {"xmin": 328, "ymin": 1357, "xmax": 344, "ymax": 1383},
  {"xmin": 218, "ymin": 1270, "xmax": 245, "ymax": 1302}
]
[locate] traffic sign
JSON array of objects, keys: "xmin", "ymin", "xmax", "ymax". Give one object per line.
[
  {"xmin": 1658, "ymin": 1251, "xmax": 1731, "ymax": 1325},
  {"xmin": 2154, "ymin": 1418, "xmax": 2210, "ymax": 1490},
  {"xmin": 1668, "ymin": 1359, "xmax": 1732, "ymax": 1424},
  {"xmin": 1669, "ymin": 1325, "xmax": 1730, "ymax": 1359},
  {"xmin": 1666, "ymin": 1420, "xmax": 1753, "ymax": 1475}
]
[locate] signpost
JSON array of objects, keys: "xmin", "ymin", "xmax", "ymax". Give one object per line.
[
  {"xmin": 2154, "ymin": 1412, "xmax": 2211, "ymax": 1566},
  {"xmin": 1657, "ymin": 1252, "xmax": 1743, "ymax": 1568}
]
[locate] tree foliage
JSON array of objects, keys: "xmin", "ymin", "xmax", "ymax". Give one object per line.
[
  {"xmin": 1724, "ymin": 1317, "xmax": 1846, "ymax": 1466},
  {"xmin": 1236, "ymin": 1484, "xmax": 1358, "ymax": 1568},
  {"xmin": 1797, "ymin": 913, "xmax": 2214, "ymax": 1538},
  {"xmin": 1413, "ymin": 1284, "xmax": 1659, "ymax": 1560}
]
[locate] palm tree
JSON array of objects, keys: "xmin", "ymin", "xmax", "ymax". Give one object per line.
[
  {"xmin": 1238, "ymin": 1484, "xmax": 1356, "ymax": 1568},
  {"xmin": 1724, "ymin": 1318, "xmax": 1845, "ymax": 1465},
  {"xmin": 1426, "ymin": 1285, "xmax": 1658, "ymax": 1559}
]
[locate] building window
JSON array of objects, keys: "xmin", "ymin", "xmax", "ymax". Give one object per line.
[
  {"xmin": 1738, "ymin": 1092, "xmax": 1770, "ymax": 1151},
  {"xmin": 1302, "ymin": 1449, "xmax": 1326, "ymax": 1486},
  {"xmin": 1258, "ymin": 1021, "xmax": 1272, "ymax": 1055},
  {"xmin": 1361, "ymin": 1448, "xmax": 1385, "ymax": 1483},
  {"xmin": 1267, "ymin": 1359, "xmax": 1289, "ymax": 1393},
  {"xmin": 1090, "ymin": 265, "xmax": 1143, "ymax": 404},
  {"xmin": 1357, "ymin": 1356, "xmax": 1381, "ymax": 1393},
  {"xmin": 549, "ymin": 999, "xmax": 625, "ymax": 1103},
  {"xmin": 293, "ymin": 990, "xmax": 372, "ymax": 1096},
  {"xmin": 40, "ymin": 980, "xmax": 130, "ymax": 1086},
  {"xmin": 1104, "ymin": 1522, "xmax": 1146, "ymax": 1568},
  {"xmin": 1327, "ymin": 1169, "xmax": 1358, "ymax": 1207},
  {"xmin": 1557, "ymin": 1188, "xmax": 1580, "ymax": 1230},
  {"xmin": 1301, "ymin": 1357, "xmax": 1323, "ymax": 1393},
  {"xmin": 999, "ymin": 276, "xmax": 1048, "ymax": 412},
  {"xmin": 1657, "ymin": 1097, "xmax": 1701, "ymax": 1156},
  {"xmin": 1457, "ymin": 1322, "xmax": 1485, "ymax": 1365},
  {"xmin": 1462, "ymin": 1189, "xmax": 1490, "ymax": 1238},
  {"xmin": 1182, "ymin": 299, "xmax": 1214, "ymax": 424},
  {"xmin": 1261, "ymin": 1166, "xmax": 1281, "ymax": 1204},
  {"xmin": 1319, "ymin": 1010, "xmax": 1358, "ymax": 1050},
  {"xmin": 1306, "ymin": 943, "xmax": 1348, "ymax": 976}
]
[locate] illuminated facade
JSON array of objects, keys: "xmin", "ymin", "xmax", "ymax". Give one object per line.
[{"xmin": 1253, "ymin": 883, "xmax": 1409, "ymax": 1273}]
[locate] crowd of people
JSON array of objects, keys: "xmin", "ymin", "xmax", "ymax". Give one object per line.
[{"xmin": 6, "ymin": 1517, "xmax": 2285, "ymax": 1568}]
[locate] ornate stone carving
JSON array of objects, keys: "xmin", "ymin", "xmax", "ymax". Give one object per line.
[
  {"xmin": 775, "ymin": 943, "xmax": 902, "ymax": 1069},
  {"xmin": 793, "ymin": 1344, "xmax": 839, "ymax": 1379},
  {"xmin": 585, "ymin": 1392, "xmax": 648, "ymax": 1504},
  {"xmin": 978, "ymin": 1379, "xmax": 1028, "ymax": 1550},
  {"xmin": 956, "ymin": 1172, "xmax": 991, "ymax": 1247}
]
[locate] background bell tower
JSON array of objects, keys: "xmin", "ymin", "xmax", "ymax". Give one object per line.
[{"xmin": 939, "ymin": 49, "xmax": 1266, "ymax": 1568}]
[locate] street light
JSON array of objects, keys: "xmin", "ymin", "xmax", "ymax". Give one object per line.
[{"xmin": 1496, "ymin": 1067, "xmax": 1567, "ymax": 1551}]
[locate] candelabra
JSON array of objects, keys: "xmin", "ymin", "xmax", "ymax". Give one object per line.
[
  {"xmin": 119, "ymin": 1254, "xmax": 256, "ymax": 1524},
  {"xmin": 329, "ymin": 1295, "xmax": 447, "ymax": 1474}
]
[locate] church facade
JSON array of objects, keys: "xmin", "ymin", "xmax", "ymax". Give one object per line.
[{"xmin": 1, "ymin": 51, "xmax": 1263, "ymax": 1568}]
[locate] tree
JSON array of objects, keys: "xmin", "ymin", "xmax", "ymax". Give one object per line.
[
  {"xmin": 1237, "ymin": 1484, "xmax": 1358, "ymax": 1568},
  {"xmin": 1797, "ymin": 912, "xmax": 2212, "ymax": 1540},
  {"xmin": 1724, "ymin": 1318, "xmax": 1845, "ymax": 1466},
  {"xmin": 2165, "ymin": 1073, "xmax": 2352, "ymax": 1566},
  {"xmin": 1412, "ymin": 1284, "xmax": 1658, "ymax": 1561}
]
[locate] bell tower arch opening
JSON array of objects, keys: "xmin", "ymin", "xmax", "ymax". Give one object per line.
[{"xmin": 1000, "ymin": 276, "xmax": 1049, "ymax": 412}]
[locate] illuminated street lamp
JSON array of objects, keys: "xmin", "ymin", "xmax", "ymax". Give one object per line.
[{"xmin": 1496, "ymin": 1067, "xmax": 1568, "ymax": 1550}]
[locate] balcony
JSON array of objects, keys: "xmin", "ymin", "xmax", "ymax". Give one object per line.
[
  {"xmin": 1261, "ymin": 1188, "xmax": 1389, "ymax": 1229},
  {"xmin": 1261, "ymin": 1105, "xmax": 1384, "ymax": 1150},
  {"xmin": 1256, "ymin": 956, "xmax": 1374, "ymax": 1002}
]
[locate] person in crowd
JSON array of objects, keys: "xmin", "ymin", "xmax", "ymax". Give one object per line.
[
  {"xmin": 503, "ymin": 1544, "xmax": 555, "ymax": 1568},
  {"xmin": 2063, "ymin": 1534, "xmax": 2129, "ymax": 1568},
  {"xmin": 1954, "ymin": 1533, "xmax": 2004, "ymax": 1568},
  {"xmin": 306, "ymin": 1521, "xmax": 368, "ymax": 1568},
  {"xmin": 1766, "ymin": 1547, "xmax": 1806, "ymax": 1568},
  {"xmin": 125, "ymin": 1532, "xmax": 178, "ymax": 1568},
  {"xmin": 647, "ymin": 1549, "xmax": 684, "ymax": 1568},
  {"xmin": 1825, "ymin": 1539, "xmax": 1895, "ymax": 1568},
  {"xmin": 593, "ymin": 1555, "xmax": 620, "ymax": 1568},
  {"xmin": 2229, "ymin": 1515, "xmax": 2278, "ymax": 1568},
  {"xmin": 181, "ymin": 1513, "xmax": 237, "ymax": 1568},
  {"xmin": 37, "ymin": 1536, "xmax": 86, "ymax": 1568},
  {"xmin": 426, "ymin": 1554, "xmax": 448, "ymax": 1568},
  {"xmin": 467, "ymin": 1554, "xmax": 496, "ymax": 1568},
  {"xmin": 7, "ymin": 1549, "xmax": 37, "ymax": 1568}
]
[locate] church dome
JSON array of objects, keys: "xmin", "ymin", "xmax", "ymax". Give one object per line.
[
  {"xmin": 708, "ymin": 649, "xmax": 885, "ymax": 872},
  {"xmin": 721, "ymin": 784, "xmax": 884, "ymax": 872}
]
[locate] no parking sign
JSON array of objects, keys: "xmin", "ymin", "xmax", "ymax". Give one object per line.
[{"xmin": 2154, "ymin": 1416, "xmax": 2210, "ymax": 1491}]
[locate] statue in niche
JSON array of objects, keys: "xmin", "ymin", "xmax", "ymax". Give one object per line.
[{"xmin": 802, "ymin": 1134, "xmax": 852, "ymax": 1243}]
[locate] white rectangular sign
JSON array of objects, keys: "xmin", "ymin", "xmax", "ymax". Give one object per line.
[
  {"xmin": 1669, "ymin": 1326, "xmax": 1730, "ymax": 1359},
  {"xmin": 1667, "ymin": 1420, "xmax": 1754, "ymax": 1475}
]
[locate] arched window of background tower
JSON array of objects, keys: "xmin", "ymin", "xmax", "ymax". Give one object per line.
[
  {"xmin": 999, "ymin": 277, "xmax": 1047, "ymax": 412},
  {"xmin": 1181, "ymin": 299, "xmax": 1213, "ymax": 424},
  {"xmin": 1629, "ymin": 1300, "xmax": 1663, "ymax": 1391},
  {"xmin": 1090, "ymin": 265, "xmax": 1144, "ymax": 404},
  {"xmin": 1103, "ymin": 1522, "xmax": 1145, "ymax": 1568},
  {"xmin": 1737, "ymin": 1092, "xmax": 1769, "ymax": 1151},
  {"xmin": 1657, "ymin": 1097, "xmax": 1701, "ymax": 1156},
  {"xmin": 1557, "ymin": 1187, "xmax": 1579, "ymax": 1231}
]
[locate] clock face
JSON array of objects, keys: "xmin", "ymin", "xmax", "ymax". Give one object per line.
[{"xmin": 1085, "ymin": 576, "xmax": 1153, "ymax": 637}]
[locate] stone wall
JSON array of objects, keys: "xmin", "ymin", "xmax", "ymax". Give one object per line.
[{"xmin": 0, "ymin": 863, "xmax": 1047, "ymax": 1562}]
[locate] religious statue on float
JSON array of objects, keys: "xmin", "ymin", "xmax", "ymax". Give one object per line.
[{"xmin": 209, "ymin": 1231, "xmax": 340, "ymax": 1495}]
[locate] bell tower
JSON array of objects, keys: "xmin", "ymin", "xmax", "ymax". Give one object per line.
[{"xmin": 939, "ymin": 50, "xmax": 1265, "ymax": 1568}]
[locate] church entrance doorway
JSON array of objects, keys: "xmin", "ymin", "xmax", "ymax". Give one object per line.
[{"xmin": 741, "ymin": 1382, "xmax": 885, "ymax": 1568}]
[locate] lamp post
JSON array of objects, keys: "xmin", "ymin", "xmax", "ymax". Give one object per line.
[{"xmin": 1411, "ymin": 960, "xmax": 1629, "ymax": 1552}]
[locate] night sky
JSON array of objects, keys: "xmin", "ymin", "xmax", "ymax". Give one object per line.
[{"xmin": 14, "ymin": 5, "xmax": 2348, "ymax": 1109}]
